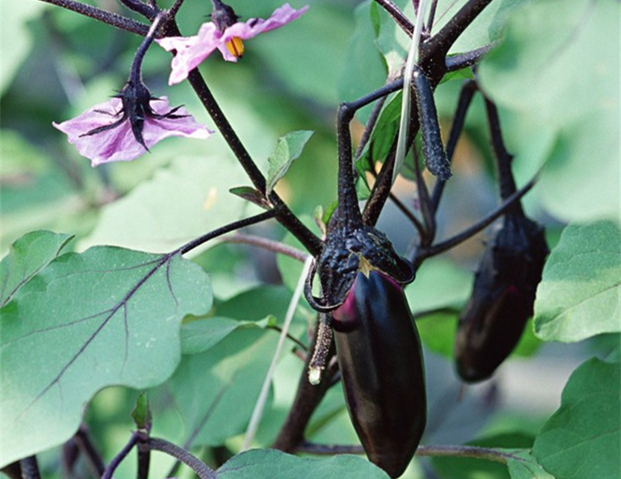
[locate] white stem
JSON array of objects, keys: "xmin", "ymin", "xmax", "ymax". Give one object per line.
[
  {"xmin": 392, "ymin": 0, "xmax": 430, "ymax": 184},
  {"xmin": 241, "ymin": 256, "xmax": 313, "ymax": 451}
]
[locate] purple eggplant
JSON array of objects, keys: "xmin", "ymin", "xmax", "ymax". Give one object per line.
[
  {"xmin": 333, "ymin": 270, "xmax": 426, "ymax": 478},
  {"xmin": 455, "ymin": 213, "xmax": 548, "ymax": 383}
]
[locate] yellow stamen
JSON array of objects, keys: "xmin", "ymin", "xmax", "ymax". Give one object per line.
[{"xmin": 225, "ymin": 37, "xmax": 244, "ymax": 58}]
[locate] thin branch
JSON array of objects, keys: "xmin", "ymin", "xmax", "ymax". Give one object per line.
[
  {"xmin": 102, "ymin": 434, "xmax": 138, "ymax": 479},
  {"xmin": 74, "ymin": 425, "xmax": 106, "ymax": 477},
  {"xmin": 414, "ymin": 177, "xmax": 536, "ymax": 262},
  {"xmin": 297, "ymin": 442, "xmax": 522, "ymax": 464},
  {"xmin": 431, "ymin": 79, "xmax": 478, "ymax": 213},
  {"xmin": 38, "ymin": 0, "xmax": 150, "ymax": 36},
  {"xmin": 19, "ymin": 457, "xmax": 40, "ymax": 479},
  {"xmin": 118, "ymin": 0, "xmax": 157, "ymax": 19},
  {"xmin": 148, "ymin": 437, "xmax": 217, "ymax": 479},
  {"xmin": 220, "ymin": 233, "xmax": 309, "ymax": 262},
  {"xmin": 373, "ymin": 0, "xmax": 414, "ymax": 35},
  {"xmin": 177, "ymin": 210, "xmax": 278, "ymax": 256},
  {"xmin": 446, "ymin": 43, "xmax": 496, "ymax": 72},
  {"xmin": 422, "ymin": 0, "xmax": 493, "ymax": 63}
]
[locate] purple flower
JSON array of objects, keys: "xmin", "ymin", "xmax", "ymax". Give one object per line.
[
  {"xmin": 157, "ymin": 3, "xmax": 309, "ymax": 85},
  {"xmin": 53, "ymin": 82, "xmax": 212, "ymax": 166}
]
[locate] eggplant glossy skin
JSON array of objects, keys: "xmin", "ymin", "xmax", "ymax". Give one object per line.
[
  {"xmin": 455, "ymin": 214, "xmax": 548, "ymax": 383},
  {"xmin": 333, "ymin": 271, "xmax": 426, "ymax": 478}
]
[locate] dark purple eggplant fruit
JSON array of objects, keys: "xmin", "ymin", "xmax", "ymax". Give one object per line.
[
  {"xmin": 455, "ymin": 213, "xmax": 548, "ymax": 383},
  {"xmin": 333, "ymin": 270, "xmax": 426, "ymax": 478}
]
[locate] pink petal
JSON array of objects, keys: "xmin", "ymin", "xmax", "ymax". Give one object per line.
[
  {"xmin": 53, "ymin": 97, "xmax": 212, "ymax": 166},
  {"xmin": 156, "ymin": 23, "xmax": 221, "ymax": 85},
  {"xmin": 222, "ymin": 4, "xmax": 309, "ymax": 43}
]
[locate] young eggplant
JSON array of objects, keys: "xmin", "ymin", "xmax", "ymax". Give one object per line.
[
  {"xmin": 333, "ymin": 270, "xmax": 426, "ymax": 478},
  {"xmin": 455, "ymin": 212, "xmax": 548, "ymax": 382}
]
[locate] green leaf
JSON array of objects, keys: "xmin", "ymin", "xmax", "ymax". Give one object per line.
[
  {"xmin": 506, "ymin": 450, "xmax": 555, "ymax": 479},
  {"xmin": 181, "ymin": 317, "xmax": 243, "ymax": 355},
  {"xmin": 0, "ymin": 247, "xmax": 212, "ymax": 467},
  {"xmin": 0, "ymin": 231, "xmax": 73, "ymax": 308},
  {"xmin": 217, "ymin": 449, "xmax": 390, "ymax": 478},
  {"xmin": 266, "ymin": 131, "xmax": 314, "ymax": 196},
  {"xmin": 79, "ymin": 153, "xmax": 256, "ymax": 253},
  {"xmin": 337, "ymin": 0, "xmax": 387, "ymax": 120},
  {"xmin": 1, "ymin": 2, "xmax": 44, "ymax": 94},
  {"xmin": 532, "ymin": 358, "xmax": 621, "ymax": 479},
  {"xmin": 534, "ymin": 221, "xmax": 621, "ymax": 342},
  {"xmin": 478, "ymin": 0, "xmax": 620, "ymax": 224},
  {"xmin": 229, "ymin": 186, "xmax": 271, "ymax": 210},
  {"xmin": 150, "ymin": 326, "xmax": 275, "ymax": 448},
  {"xmin": 131, "ymin": 392, "xmax": 152, "ymax": 431}
]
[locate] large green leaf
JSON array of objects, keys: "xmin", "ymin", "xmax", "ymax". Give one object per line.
[
  {"xmin": 0, "ymin": 246, "xmax": 212, "ymax": 467},
  {"xmin": 532, "ymin": 358, "xmax": 621, "ymax": 479},
  {"xmin": 0, "ymin": 230, "xmax": 72, "ymax": 308},
  {"xmin": 534, "ymin": 221, "xmax": 621, "ymax": 342},
  {"xmin": 217, "ymin": 449, "xmax": 390, "ymax": 478},
  {"xmin": 478, "ymin": 0, "xmax": 620, "ymax": 224},
  {"xmin": 150, "ymin": 326, "xmax": 275, "ymax": 448}
]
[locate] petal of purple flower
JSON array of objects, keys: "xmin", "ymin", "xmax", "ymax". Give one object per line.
[
  {"xmin": 157, "ymin": 3, "xmax": 308, "ymax": 83},
  {"xmin": 218, "ymin": 4, "xmax": 309, "ymax": 62},
  {"xmin": 157, "ymin": 23, "xmax": 220, "ymax": 85},
  {"xmin": 53, "ymin": 97, "xmax": 212, "ymax": 166}
]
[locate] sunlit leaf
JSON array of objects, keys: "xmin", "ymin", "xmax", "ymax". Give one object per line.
[
  {"xmin": 0, "ymin": 246, "xmax": 212, "ymax": 467},
  {"xmin": 0, "ymin": 230, "xmax": 72, "ymax": 308},
  {"xmin": 534, "ymin": 221, "xmax": 621, "ymax": 342},
  {"xmin": 533, "ymin": 358, "xmax": 621, "ymax": 479}
]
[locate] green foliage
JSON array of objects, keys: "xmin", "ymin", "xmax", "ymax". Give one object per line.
[
  {"xmin": 0, "ymin": 230, "xmax": 72, "ymax": 307},
  {"xmin": 533, "ymin": 358, "xmax": 621, "ymax": 479},
  {"xmin": 478, "ymin": 0, "xmax": 620, "ymax": 224},
  {"xmin": 217, "ymin": 449, "xmax": 390, "ymax": 478},
  {"xmin": 0, "ymin": 243, "xmax": 212, "ymax": 467},
  {"xmin": 506, "ymin": 450, "xmax": 555, "ymax": 479},
  {"xmin": 266, "ymin": 130, "xmax": 314, "ymax": 196},
  {"xmin": 534, "ymin": 221, "xmax": 621, "ymax": 342}
]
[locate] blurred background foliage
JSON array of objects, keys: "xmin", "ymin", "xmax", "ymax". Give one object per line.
[{"xmin": 1, "ymin": 0, "xmax": 618, "ymax": 478}]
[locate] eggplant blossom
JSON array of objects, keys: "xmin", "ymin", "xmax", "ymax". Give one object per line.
[
  {"xmin": 53, "ymin": 82, "xmax": 212, "ymax": 166},
  {"xmin": 157, "ymin": 2, "xmax": 309, "ymax": 85}
]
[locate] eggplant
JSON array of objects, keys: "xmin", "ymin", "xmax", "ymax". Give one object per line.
[
  {"xmin": 333, "ymin": 270, "xmax": 426, "ymax": 478},
  {"xmin": 455, "ymin": 213, "xmax": 548, "ymax": 383}
]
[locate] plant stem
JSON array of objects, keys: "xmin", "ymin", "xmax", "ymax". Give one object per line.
[
  {"xmin": 177, "ymin": 210, "xmax": 278, "ymax": 255},
  {"xmin": 220, "ymin": 233, "xmax": 309, "ymax": 262},
  {"xmin": 373, "ymin": 0, "xmax": 414, "ymax": 35},
  {"xmin": 414, "ymin": 177, "xmax": 536, "ymax": 263},
  {"xmin": 148, "ymin": 437, "xmax": 217, "ymax": 479},
  {"xmin": 118, "ymin": 0, "xmax": 157, "ymax": 20},
  {"xmin": 272, "ymin": 319, "xmax": 338, "ymax": 452},
  {"xmin": 484, "ymin": 97, "xmax": 521, "ymax": 208},
  {"xmin": 19, "ymin": 457, "xmax": 40, "ymax": 479},
  {"xmin": 430, "ymin": 79, "xmax": 478, "ymax": 213},
  {"xmin": 102, "ymin": 433, "xmax": 138, "ymax": 479},
  {"xmin": 38, "ymin": 0, "xmax": 150, "ymax": 36},
  {"xmin": 297, "ymin": 442, "xmax": 522, "ymax": 464},
  {"xmin": 74, "ymin": 424, "xmax": 106, "ymax": 477}
]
